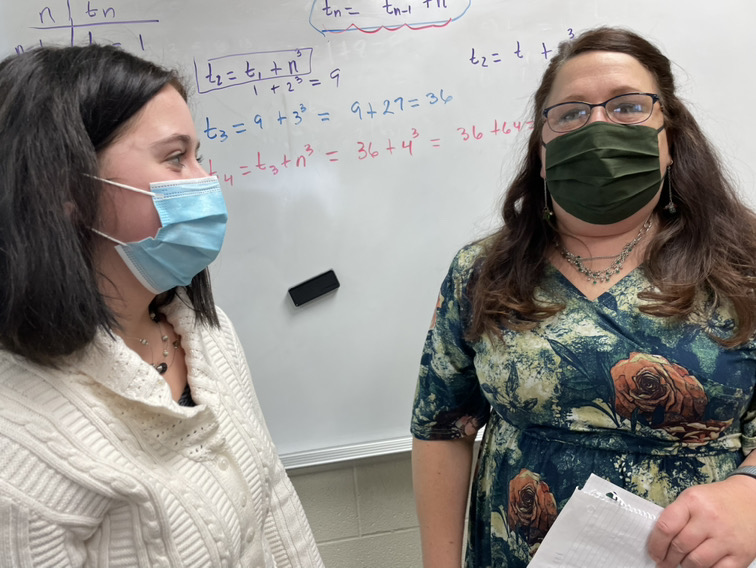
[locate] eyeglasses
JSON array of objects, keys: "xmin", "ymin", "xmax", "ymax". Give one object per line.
[{"xmin": 542, "ymin": 92, "xmax": 661, "ymax": 133}]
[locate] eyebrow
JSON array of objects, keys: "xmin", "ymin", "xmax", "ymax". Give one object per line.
[
  {"xmin": 554, "ymin": 86, "xmax": 648, "ymax": 104},
  {"xmin": 150, "ymin": 134, "xmax": 201, "ymax": 152}
]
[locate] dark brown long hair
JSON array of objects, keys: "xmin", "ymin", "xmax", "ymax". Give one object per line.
[{"xmin": 467, "ymin": 27, "xmax": 756, "ymax": 346}]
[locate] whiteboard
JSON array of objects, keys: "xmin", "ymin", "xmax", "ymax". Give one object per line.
[{"xmin": 4, "ymin": 1, "xmax": 754, "ymax": 468}]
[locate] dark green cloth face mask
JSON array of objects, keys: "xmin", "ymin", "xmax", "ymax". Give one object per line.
[{"xmin": 544, "ymin": 121, "xmax": 664, "ymax": 225}]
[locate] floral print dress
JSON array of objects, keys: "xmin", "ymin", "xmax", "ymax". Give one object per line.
[{"xmin": 411, "ymin": 242, "xmax": 756, "ymax": 568}]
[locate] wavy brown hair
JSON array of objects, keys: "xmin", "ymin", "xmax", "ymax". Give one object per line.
[{"xmin": 467, "ymin": 27, "xmax": 756, "ymax": 347}]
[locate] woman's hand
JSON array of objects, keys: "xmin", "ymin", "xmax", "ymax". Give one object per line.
[{"xmin": 648, "ymin": 475, "xmax": 756, "ymax": 568}]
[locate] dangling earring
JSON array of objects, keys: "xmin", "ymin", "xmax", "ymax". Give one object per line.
[
  {"xmin": 543, "ymin": 179, "xmax": 554, "ymax": 221},
  {"xmin": 663, "ymin": 165, "xmax": 677, "ymax": 215}
]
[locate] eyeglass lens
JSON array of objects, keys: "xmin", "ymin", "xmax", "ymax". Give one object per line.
[{"xmin": 546, "ymin": 93, "xmax": 656, "ymax": 133}]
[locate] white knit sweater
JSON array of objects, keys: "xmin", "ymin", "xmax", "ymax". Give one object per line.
[{"xmin": 0, "ymin": 298, "xmax": 324, "ymax": 568}]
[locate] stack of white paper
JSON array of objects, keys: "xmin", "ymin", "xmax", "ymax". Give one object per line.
[{"xmin": 528, "ymin": 474, "xmax": 756, "ymax": 568}]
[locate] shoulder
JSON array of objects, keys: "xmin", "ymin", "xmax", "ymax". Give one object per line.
[
  {"xmin": 0, "ymin": 351, "xmax": 116, "ymax": 517},
  {"xmin": 443, "ymin": 236, "xmax": 494, "ymax": 291},
  {"xmin": 164, "ymin": 292, "xmax": 241, "ymax": 352},
  {"xmin": 0, "ymin": 348, "xmax": 69, "ymax": 408},
  {"xmin": 214, "ymin": 304, "xmax": 237, "ymax": 337},
  {"xmin": 186, "ymin": 304, "xmax": 264, "ymax": 405},
  {"xmin": 0, "ymin": 348, "xmax": 124, "ymax": 457},
  {"xmin": 453, "ymin": 237, "xmax": 492, "ymax": 271},
  {"xmin": 203, "ymin": 304, "xmax": 246, "ymax": 363}
]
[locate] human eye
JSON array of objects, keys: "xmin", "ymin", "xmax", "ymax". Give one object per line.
[
  {"xmin": 550, "ymin": 103, "xmax": 587, "ymax": 128},
  {"xmin": 167, "ymin": 151, "xmax": 186, "ymax": 168},
  {"xmin": 609, "ymin": 95, "xmax": 651, "ymax": 122},
  {"xmin": 614, "ymin": 102, "xmax": 644, "ymax": 114}
]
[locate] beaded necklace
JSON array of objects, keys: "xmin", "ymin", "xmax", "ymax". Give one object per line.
[
  {"xmin": 554, "ymin": 218, "xmax": 652, "ymax": 285},
  {"xmin": 134, "ymin": 312, "xmax": 181, "ymax": 374}
]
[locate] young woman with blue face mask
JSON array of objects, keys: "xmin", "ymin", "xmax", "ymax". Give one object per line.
[
  {"xmin": 0, "ymin": 45, "xmax": 323, "ymax": 567},
  {"xmin": 412, "ymin": 27, "xmax": 756, "ymax": 568}
]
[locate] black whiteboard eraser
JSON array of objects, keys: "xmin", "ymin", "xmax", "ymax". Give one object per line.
[{"xmin": 288, "ymin": 269, "xmax": 340, "ymax": 306}]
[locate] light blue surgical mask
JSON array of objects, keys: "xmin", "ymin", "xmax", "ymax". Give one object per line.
[{"xmin": 91, "ymin": 175, "xmax": 228, "ymax": 294}]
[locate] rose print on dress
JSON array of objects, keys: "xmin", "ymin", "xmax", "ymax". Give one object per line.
[
  {"xmin": 662, "ymin": 419, "xmax": 733, "ymax": 447},
  {"xmin": 611, "ymin": 352, "xmax": 707, "ymax": 424},
  {"xmin": 507, "ymin": 469, "xmax": 557, "ymax": 555},
  {"xmin": 426, "ymin": 411, "xmax": 482, "ymax": 440},
  {"xmin": 611, "ymin": 352, "xmax": 732, "ymax": 446}
]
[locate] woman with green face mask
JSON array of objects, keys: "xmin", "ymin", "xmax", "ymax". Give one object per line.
[{"xmin": 411, "ymin": 27, "xmax": 756, "ymax": 568}]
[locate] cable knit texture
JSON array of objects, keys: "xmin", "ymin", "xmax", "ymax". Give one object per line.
[{"xmin": 0, "ymin": 297, "xmax": 324, "ymax": 568}]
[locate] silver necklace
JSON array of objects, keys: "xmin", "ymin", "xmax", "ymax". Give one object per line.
[
  {"xmin": 554, "ymin": 218, "xmax": 652, "ymax": 285},
  {"xmin": 135, "ymin": 312, "xmax": 181, "ymax": 374}
]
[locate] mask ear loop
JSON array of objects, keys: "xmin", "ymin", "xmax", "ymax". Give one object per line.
[
  {"xmin": 663, "ymin": 163, "xmax": 677, "ymax": 215},
  {"xmin": 83, "ymin": 173, "xmax": 155, "ymax": 196},
  {"xmin": 86, "ymin": 174, "xmax": 158, "ymax": 243},
  {"xmin": 90, "ymin": 227, "xmax": 127, "ymax": 245}
]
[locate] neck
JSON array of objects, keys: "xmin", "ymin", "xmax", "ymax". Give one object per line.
[
  {"xmin": 103, "ymin": 284, "xmax": 156, "ymax": 342},
  {"xmin": 551, "ymin": 212, "xmax": 657, "ymax": 286},
  {"xmin": 96, "ymin": 241, "xmax": 158, "ymax": 339},
  {"xmin": 555, "ymin": 213, "xmax": 656, "ymax": 259},
  {"xmin": 115, "ymin": 307, "xmax": 160, "ymax": 346},
  {"xmin": 94, "ymin": 243, "xmax": 183, "ymax": 382}
]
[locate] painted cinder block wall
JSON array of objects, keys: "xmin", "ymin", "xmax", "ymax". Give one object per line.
[{"xmin": 288, "ymin": 452, "xmax": 423, "ymax": 568}]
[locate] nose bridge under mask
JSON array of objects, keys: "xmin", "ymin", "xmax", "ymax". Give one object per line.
[{"xmin": 541, "ymin": 123, "xmax": 665, "ymax": 150}]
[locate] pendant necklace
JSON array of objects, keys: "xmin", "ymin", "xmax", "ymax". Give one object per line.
[
  {"xmin": 554, "ymin": 217, "xmax": 653, "ymax": 285},
  {"xmin": 134, "ymin": 312, "xmax": 181, "ymax": 374}
]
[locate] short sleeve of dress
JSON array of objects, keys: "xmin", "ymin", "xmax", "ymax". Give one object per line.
[{"xmin": 411, "ymin": 244, "xmax": 491, "ymax": 440}]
